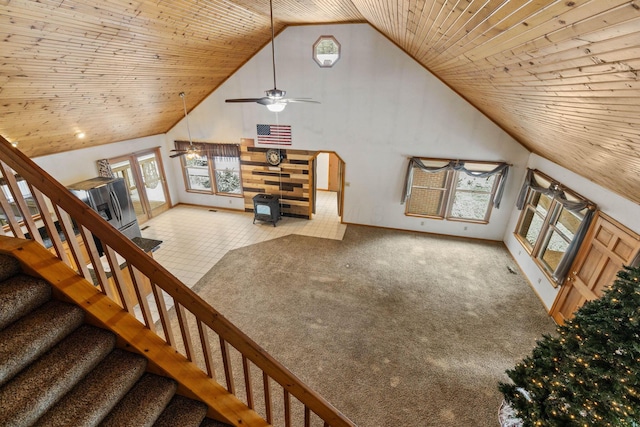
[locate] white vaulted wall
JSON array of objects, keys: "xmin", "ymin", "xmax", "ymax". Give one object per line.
[
  {"xmin": 166, "ymin": 23, "xmax": 529, "ymax": 240},
  {"xmin": 30, "ymin": 23, "xmax": 640, "ymax": 312}
]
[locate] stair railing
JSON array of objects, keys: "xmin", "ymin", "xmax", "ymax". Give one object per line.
[{"xmin": 0, "ymin": 136, "xmax": 356, "ymax": 427}]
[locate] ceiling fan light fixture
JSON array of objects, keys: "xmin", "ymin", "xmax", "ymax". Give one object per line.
[
  {"xmin": 185, "ymin": 148, "xmax": 198, "ymax": 160},
  {"xmin": 266, "ymin": 102, "xmax": 286, "ymax": 112},
  {"xmin": 170, "ymin": 91, "xmax": 202, "ymax": 159},
  {"xmin": 266, "ymin": 89, "xmax": 285, "ymax": 99},
  {"xmin": 224, "ymin": 0, "xmax": 318, "ymax": 110}
]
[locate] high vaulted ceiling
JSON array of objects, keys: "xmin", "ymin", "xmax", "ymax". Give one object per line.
[{"xmin": 1, "ymin": 1, "xmax": 639, "ymax": 204}]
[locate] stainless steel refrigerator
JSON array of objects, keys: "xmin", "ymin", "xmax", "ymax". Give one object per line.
[{"xmin": 67, "ymin": 177, "xmax": 142, "ymax": 247}]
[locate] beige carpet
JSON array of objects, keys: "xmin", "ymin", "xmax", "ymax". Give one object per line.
[{"xmin": 190, "ymin": 225, "xmax": 556, "ymax": 427}]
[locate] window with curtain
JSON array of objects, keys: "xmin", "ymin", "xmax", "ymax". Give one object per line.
[
  {"xmin": 515, "ymin": 169, "xmax": 596, "ymax": 285},
  {"xmin": 177, "ymin": 141, "xmax": 242, "ymax": 196},
  {"xmin": 403, "ymin": 158, "xmax": 509, "ymax": 223}
]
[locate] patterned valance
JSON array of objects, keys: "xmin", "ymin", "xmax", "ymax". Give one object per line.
[
  {"xmin": 516, "ymin": 169, "xmax": 595, "ymax": 213},
  {"xmin": 401, "ymin": 157, "xmax": 510, "ymax": 208}
]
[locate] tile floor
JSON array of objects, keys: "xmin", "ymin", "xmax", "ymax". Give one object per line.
[{"xmin": 140, "ymin": 191, "xmax": 346, "ymax": 287}]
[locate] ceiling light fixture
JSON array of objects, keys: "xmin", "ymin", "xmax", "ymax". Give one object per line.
[
  {"xmin": 266, "ymin": 102, "xmax": 286, "ymax": 113},
  {"xmin": 225, "ymin": 0, "xmax": 319, "ymax": 111},
  {"xmin": 75, "ymin": 132, "xmax": 86, "ymax": 139}
]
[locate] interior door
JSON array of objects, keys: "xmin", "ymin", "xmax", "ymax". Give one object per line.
[
  {"xmin": 328, "ymin": 153, "xmax": 340, "ymax": 192},
  {"xmin": 550, "ymin": 212, "xmax": 640, "ymax": 324},
  {"xmin": 336, "ymin": 158, "xmax": 344, "ymax": 217},
  {"xmin": 312, "ymin": 156, "xmax": 317, "ymax": 215}
]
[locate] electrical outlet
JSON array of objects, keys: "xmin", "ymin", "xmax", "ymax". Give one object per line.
[
  {"xmin": 229, "ymin": 199, "xmax": 233, "ymax": 204},
  {"xmin": 464, "ymin": 226, "xmax": 468, "ymax": 231},
  {"xmin": 537, "ymin": 278, "xmax": 542, "ymax": 284},
  {"xmin": 420, "ymin": 221, "xmax": 424, "ymax": 226}
]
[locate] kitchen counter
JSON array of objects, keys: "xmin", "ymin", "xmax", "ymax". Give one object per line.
[
  {"xmin": 28, "ymin": 221, "xmax": 161, "ymax": 255},
  {"xmin": 25, "ymin": 220, "xmax": 79, "ymax": 249},
  {"xmin": 88, "ymin": 237, "xmax": 162, "ymax": 277},
  {"xmin": 131, "ymin": 237, "xmax": 162, "ymax": 254}
]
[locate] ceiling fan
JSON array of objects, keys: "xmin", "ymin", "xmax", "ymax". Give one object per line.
[
  {"xmin": 225, "ymin": 0, "xmax": 319, "ymax": 112},
  {"xmin": 170, "ymin": 92, "xmax": 199, "ymax": 159}
]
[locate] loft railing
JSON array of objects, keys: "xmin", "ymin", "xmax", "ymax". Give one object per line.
[{"xmin": 0, "ymin": 136, "xmax": 356, "ymax": 427}]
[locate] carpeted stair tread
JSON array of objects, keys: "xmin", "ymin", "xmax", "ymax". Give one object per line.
[
  {"xmin": 100, "ymin": 373, "xmax": 178, "ymax": 427},
  {"xmin": 0, "ymin": 324, "xmax": 116, "ymax": 426},
  {"xmin": 199, "ymin": 417, "xmax": 235, "ymax": 427},
  {"xmin": 0, "ymin": 254, "xmax": 21, "ymax": 282},
  {"xmin": 0, "ymin": 300, "xmax": 85, "ymax": 387},
  {"xmin": 0, "ymin": 274, "xmax": 51, "ymax": 330},
  {"xmin": 35, "ymin": 349, "xmax": 148, "ymax": 426},
  {"xmin": 153, "ymin": 395, "xmax": 208, "ymax": 427}
]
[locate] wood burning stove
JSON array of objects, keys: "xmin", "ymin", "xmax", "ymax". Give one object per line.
[{"xmin": 252, "ymin": 194, "xmax": 280, "ymax": 227}]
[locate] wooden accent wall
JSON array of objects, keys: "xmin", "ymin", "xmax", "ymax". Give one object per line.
[{"xmin": 240, "ymin": 145, "xmax": 314, "ymax": 219}]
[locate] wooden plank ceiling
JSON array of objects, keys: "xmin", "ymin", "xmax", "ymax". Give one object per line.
[{"xmin": 1, "ymin": 0, "xmax": 639, "ymax": 204}]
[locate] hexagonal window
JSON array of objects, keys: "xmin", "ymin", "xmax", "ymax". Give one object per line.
[{"xmin": 313, "ymin": 36, "xmax": 341, "ymax": 68}]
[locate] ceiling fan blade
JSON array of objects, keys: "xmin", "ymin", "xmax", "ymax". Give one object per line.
[
  {"xmin": 170, "ymin": 152, "xmax": 187, "ymax": 158},
  {"xmin": 225, "ymin": 0, "xmax": 317, "ymax": 110},
  {"xmin": 285, "ymin": 99, "xmax": 320, "ymax": 104},
  {"xmin": 225, "ymin": 98, "xmax": 264, "ymax": 103}
]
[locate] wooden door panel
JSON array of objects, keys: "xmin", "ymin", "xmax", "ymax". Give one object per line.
[
  {"xmin": 594, "ymin": 224, "xmax": 614, "ymax": 246},
  {"xmin": 560, "ymin": 289, "xmax": 584, "ymax": 315},
  {"xmin": 592, "ymin": 259, "xmax": 622, "ymax": 295},
  {"xmin": 576, "ymin": 245, "xmax": 602, "ymax": 285},
  {"xmin": 612, "ymin": 237, "xmax": 635, "ymax": 260},
  {"xmin": 550, "ymin": 213, "xmax": 640, "ymax": 324}
]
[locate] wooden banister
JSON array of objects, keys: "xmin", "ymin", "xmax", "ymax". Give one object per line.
[{"xmin": 0, "ymin": 136, "xmax": 356, "ymax": 427}]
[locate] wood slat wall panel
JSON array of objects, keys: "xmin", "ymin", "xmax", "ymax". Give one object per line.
[
  {"xmin": 240, "ymin": 145, "xmax": 314, "ymax": 219},
  {"xmin": 1, "ymin": 0, "xmax": 640, "ymax": 204}
]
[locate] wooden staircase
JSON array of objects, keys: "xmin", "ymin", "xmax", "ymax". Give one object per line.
[
  {"xmin": 0, "ymin": 252, "xmax": 229, "ymax": 426},
  {"xmin": 0, "ymin": 135, "xmax": 356, "ymax": 427}
]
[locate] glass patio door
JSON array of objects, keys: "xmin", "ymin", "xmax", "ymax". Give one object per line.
[
  {"xmin": 136, "ymin": 151, "xmax": 169, "ymax": 218},
  {"xmin": 109, "ymin": 148, "xmax": 170, "ymax": 223}
]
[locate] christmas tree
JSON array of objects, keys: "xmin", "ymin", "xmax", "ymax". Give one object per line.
[{"xmin": 500, "ymin": 265, "xmax": 640, "ymax": 426}]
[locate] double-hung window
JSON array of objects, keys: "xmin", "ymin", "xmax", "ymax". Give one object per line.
[
  {"xmin": 211, "ymin": 156, "xmax": 241, "ymax": 195},
  {"xmin": 183, "ymin": 154, "xmax": 211, "ymax": 192},
  {"xmin": 177, "ymin": 141, "xmax": 242, "ymax": 196},
  {"xmin": 515, "ymin": 170, "xmax": 595, "ymax": 285},
  {"xmin": 403, "ymin": 158, "xmax": 509, "ymax": 223}
]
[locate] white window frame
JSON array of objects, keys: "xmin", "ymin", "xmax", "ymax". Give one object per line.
[
  {"xmin": 211, "ymin": 156, "xmax": 242, "ymax": 195},
  {"xmin": 181, "ymin": 151, "xmax": 243, "ymax": 197}
]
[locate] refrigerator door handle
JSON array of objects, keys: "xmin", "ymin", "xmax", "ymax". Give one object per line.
[{"xmin": 110, "ymin": 191, "xmax": 122, "ymax": 223}]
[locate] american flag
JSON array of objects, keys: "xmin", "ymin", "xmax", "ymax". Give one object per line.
[{"xmin": 256, "ymin": 124, "xmax": 292, "ymax": 145}]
